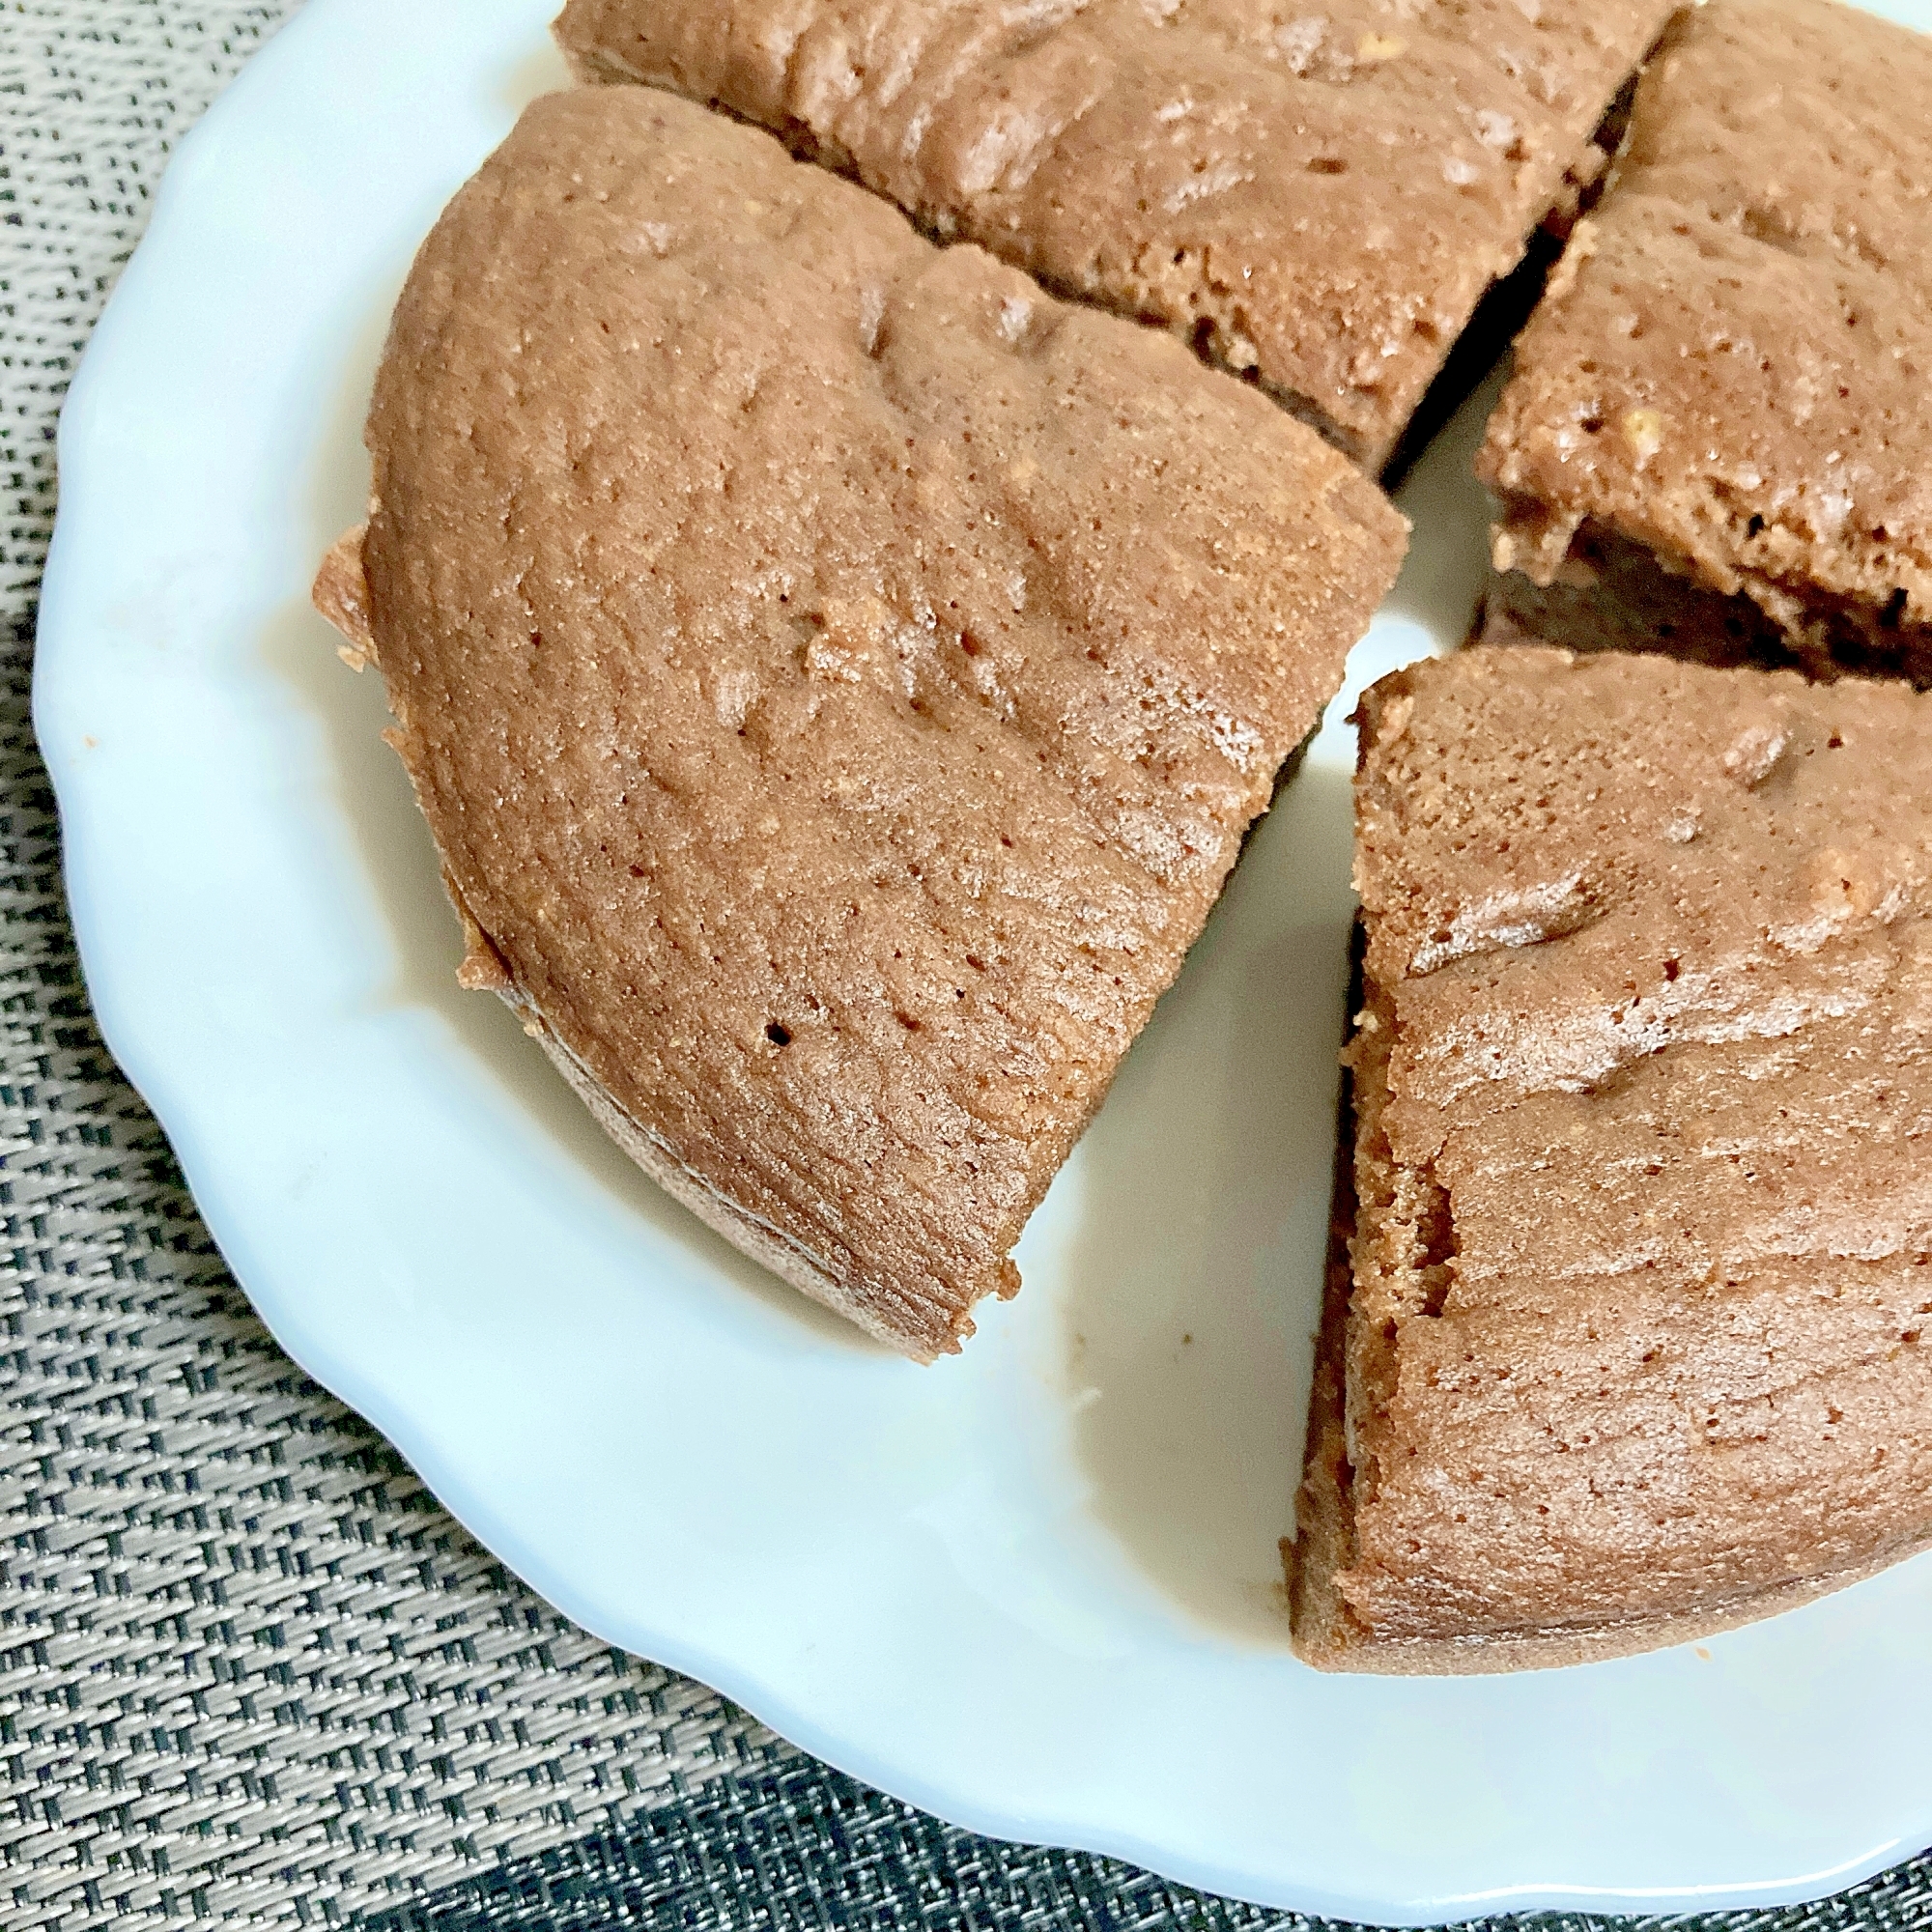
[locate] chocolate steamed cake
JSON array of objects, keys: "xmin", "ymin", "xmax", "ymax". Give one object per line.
[
  {"xmin": 553, "ymin": 0, "xmax": 1672, "ymax": 471},
  {"xmin": 1480, "ymin": 0, "xmax": 1932, "ymax": 682},
  {"xmin": 1293, "ymin": 645, "xmax": 1932, "ymax": 1671},
  {"xmin": 314, "ymin": 87, "xmax": 1406, "ymax": 1362}
]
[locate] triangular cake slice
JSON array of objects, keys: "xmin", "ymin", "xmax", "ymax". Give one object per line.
[
  {"xmin": 1293, "ymin": 643, "xmax": 1932, "ymax": 1668},
  {"xmin": 315, "ymin": 87, "xmax": 1405, "ymax": 1361},
  {"xmin": 552, "ymin": 0, "xmax": 1674, "ymax": 471}
]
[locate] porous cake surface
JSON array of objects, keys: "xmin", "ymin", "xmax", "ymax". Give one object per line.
[
  {"xmin": 1480, "ymin": 0, "xmax": 1932, "ymax": 681},
  {"xmin": 1293, "ymin": 645, "xmax": 1932, "ymax": 1670},
  {"xmin": 554, "ymin": 0, "xmax": 1671, "ymax": 470},
  {"xmin": 338, "ymin": 86, "xmax": 1405, "ymax": 1362}
]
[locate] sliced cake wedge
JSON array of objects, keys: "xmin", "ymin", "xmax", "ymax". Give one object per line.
[
  {"xmin": 1293, "ymin": 644, "xmax": 1932, "ymax": 1669},
  {"xmin": 316, "ymin": 86, "xmax": 1406, "ymax": 1361}
]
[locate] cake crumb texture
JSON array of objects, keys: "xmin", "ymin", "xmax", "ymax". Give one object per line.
[{"xmin": 350, "ymin": 87, "xmax": 1405, "ymax": 1362}]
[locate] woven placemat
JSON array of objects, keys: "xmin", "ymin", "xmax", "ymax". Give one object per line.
[{"xmin": 2, "ymin": 5, "xmax": 1928, "ymax": 1929}]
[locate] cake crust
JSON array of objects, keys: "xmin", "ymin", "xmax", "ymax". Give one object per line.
[
  {"xmin": 1292, "ymin": 645, "xmax": 1932, "ymax": 1668},
  {"xmin": 317, "ymin": 86, "xmax": 1405, "ymax": 1362},
  {"xmin": 1479, "ymin": 0, "xmax": 1932, "ymax": 680},
  {"xmin": 1293, "ymin": 1186, "xmax": 1932, "ymax": 1672},
  {"xmin": 553, "ymin": 0, "xmax": 1671, "ymax": 470}
]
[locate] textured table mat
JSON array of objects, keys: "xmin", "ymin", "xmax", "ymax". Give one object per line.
[{"xmin": 2, "ymin": 4, "xmax": 1929, "ymax": 1927}]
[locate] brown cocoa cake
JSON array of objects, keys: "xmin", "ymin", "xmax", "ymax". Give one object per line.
[
  {"xmin": 1292, "ymin": 644, "xmax": 1932, "ymax": 1671},
  {"xmin": 314, "ymin": 87, "xmax": 1406, "ymax": 1363},
  {"xmin": 1479, "ymin": 0, "xmax": 1932, "ymax": 683},
  {"xmin": 552, "ymin": 0, "xmax": 1672, "ymax": 472}
]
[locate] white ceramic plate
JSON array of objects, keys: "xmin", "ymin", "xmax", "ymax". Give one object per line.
[{"xmin": 37, "ymin": 1, "xmax": 1932, "ymax": 1918}]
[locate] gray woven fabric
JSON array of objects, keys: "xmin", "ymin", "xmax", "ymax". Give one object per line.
[
  {"xmin": 1, "ymin": 5, "xmax": 1928, "ymax": 1930},
  {"xmin": 364, "ymin": 1763, "xmax": 1932, "ymax": 1932}
]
